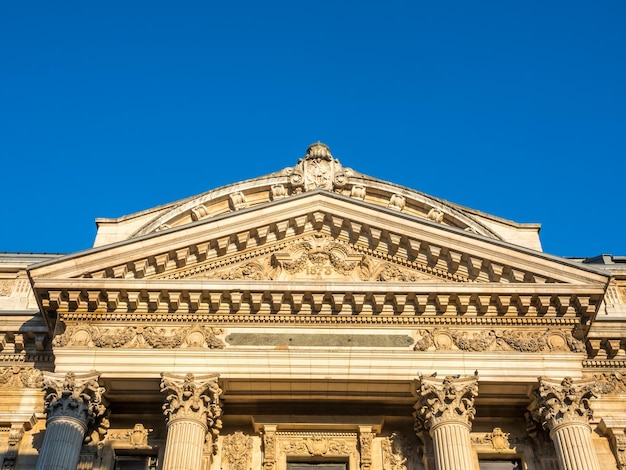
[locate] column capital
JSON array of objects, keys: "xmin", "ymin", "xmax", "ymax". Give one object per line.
[
  {"xmin": 160, "ymin": 372, "xmax": 223, "ymax": 455},
  {"xmin": 414, "ymin": 373, "xmax": 479, "ymax": 431},
  {"xmin": 530, "ymin": 376, "xmax": 597, "ymax": 431},
  {"xmin": 42, "ymin": 371, "xmax": 106, "ymax": 429}
]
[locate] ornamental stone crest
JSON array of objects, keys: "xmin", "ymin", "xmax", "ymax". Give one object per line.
[
  {"xmin": 42, "ymin": 371, "xmax": 107, "ymax": 436},
  {"xmin": 414, "ymin": 373, "xmax": 479, "ymax": 430},
  {"xmin": 286, "ymin": 142, "xmax": 351, "ymax": 193},
  {"xmin": 160, "ymin": 373, "xmax": 223, "ymax": 454},
  {"xmin": 529, "ymin": 376, "xmax": 597, "ymax": 431},
  {"xmin": 221, "ymin": 431, "xmax": 253, "ymax": 470}
]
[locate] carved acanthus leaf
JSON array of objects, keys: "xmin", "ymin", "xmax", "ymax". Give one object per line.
[
  {"xmin": 414, "ymin": 374, "xmax": 479, "ymax": 429},
  {"xmin": 42, "ymin": 371, "xmax": 107, "ymax": 440},
  {"xmin": 529, "ymin": 377, "xmax": 596, "ymax": 430},
  {"xmin": 160, "ymin": 373, "xmax": 222, "ymax": 454}
]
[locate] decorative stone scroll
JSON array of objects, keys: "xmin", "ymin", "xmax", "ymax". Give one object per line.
[
  {"xmin": 528, "ymin": 377, "xmax": 601, "ymax": 470},
  {"xmin": 413, "ymin": 328, "xmax": 584, "ymax": 353},
  {"xmin": 0, "ymin": 366, "xmax": 43, "ymax": 388},
  {"xmin": 591, "ymin": 372, "xmax": 626, "ymax": 395},
  {"xmin": 221, "ymin": 431, "xmax": 253, "ymax": 470},
  {"xmin": 286, "ymin": 142, "xmax": 351, "ymax": 193},
  {"xmin": 54, "ymin": 325, "xmax": 224, "ymax": 349}
]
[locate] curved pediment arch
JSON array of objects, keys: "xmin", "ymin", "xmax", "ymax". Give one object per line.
[{"xmin": 129, "ymin": 143, "xmax": 503, "ymax": 242}]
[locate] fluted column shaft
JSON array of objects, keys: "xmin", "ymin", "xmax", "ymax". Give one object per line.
[
  {"xmin": 530, "ymin": 376, "xmax": 601, "ymax": 470},
  {"xmin": 551, "ymin": 422, "xmax": 600, "ymax": 470},
  {"xmin": 37, "ymin": 416, "xmax": 86, "ymax": 470},
  {"xmin": 161, "ymin": 373, "xmax": 222, "ymax": 470},
  {"xmin": 430, "ymin": 421, "xmax": 474, "ymax": 470},
  {"xmin": 414, "ymin": 374, "xmax": 479, "ymax": 470},
  {"xmin": 162, "ymin": 418, "xmax": 208, "ymax": 470},
  {"xmin": 36, "ymin": 372, "xmax": 105, "ymax": 470}
]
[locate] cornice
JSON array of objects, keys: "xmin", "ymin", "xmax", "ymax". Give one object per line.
[{"xmin": 34, "ymin": 279, "xmax": 604, "ymax": 320}]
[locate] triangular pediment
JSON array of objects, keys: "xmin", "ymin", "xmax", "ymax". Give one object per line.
[
  {"xmin": 28, "ymin": 190, "xmax": 609, "ymax": 324},
  {"xmin": 29, "ymin": 190, "xmax": 607, "ymax": 286}
]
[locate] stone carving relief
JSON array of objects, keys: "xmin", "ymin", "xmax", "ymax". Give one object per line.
[
  {"xmin": 0, "ymin": 366, "xmax": 43, "ymax": 388},
  {"xmin": 54, "ymin": 325, "xmax": 224, "ymax": 349},
  {"xmin": 413, "ymin": 328, "xmax": 584, "ymax": 353},
  {"xmin": 281, "ymin": 433, "xmax": 356, "ymax": 458},
  {"xmin": 414, "ymin": 374, "xmax": 479, "ymax": 429},
  {"xmin": 471, "ymin": 428, "xmax": 511, "ymax": 452},
  {"xmin": 203, "ymin": 260, "xmax": 273, "ymax": 281},
  {"xmin": 42, "ymin": 371, "xmax": 108, "ymax": 442},
  {"xmin": 262, "ymin": 427, "xmax": 277, "ymax": 470},
  {"xmin": 109, "ymin": 423, "xmax": 153, "ymax": 447},
  {"xmin": 160, "ymin": 373, "xmax": 223, "ymax": 455},
  {"xmin": 612, "ymin": 432, "xmax": 626, "ymax": 470},
  {"xmin": 589, "ymin": 372, "xmax": 626, "ymax": 395},
  {"xmin": 272, "ymin": 235, "xmax": 364, "ymax": 280},
  {"xmin": 381, "ymin": 432, "xmax": 417, "ymax": 470},
  {"xmin": 529, "ymin": 377, "xmax": 596, "ymax": 430},
  {"xmin": 285, "ymin": 142, "xmax": 351, "ymax": 193},
  {"xmin": 221, "ymin": 431, "xmax": 253, "ymax": 470},
  {"xmin": 358, "ymin": 428, "xmax": 374, "ymax": 470},
  {"xmin": 0, "ymin": 280, "xmax": 14, "ymax": 297},
  {"xmin": 1, "ymin": 424, "xmax": 25, "ymax": 469}
]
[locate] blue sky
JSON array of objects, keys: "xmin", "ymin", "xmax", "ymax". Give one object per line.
[{"xmin": 1, "ymin": 1, "xmax": 624, "ymax": 257}]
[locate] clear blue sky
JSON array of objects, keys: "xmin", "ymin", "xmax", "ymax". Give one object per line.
[{"xmin": 1, "ymin": 1, "xmax": 624, "ymax": 257}]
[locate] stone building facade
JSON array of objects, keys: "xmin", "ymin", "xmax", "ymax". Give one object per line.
[{"xmin": 1, "ymin": 143, "xmax": 625, "ymax": 470}]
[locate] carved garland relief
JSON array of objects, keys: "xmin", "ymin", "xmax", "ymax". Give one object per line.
[
  {"xmin": 53, "ymin": 325, "xmax": 225, "ymax": 349},
  {"xmin": 413, "ymin": 328, "xmax": 584, "ymax": 353}
]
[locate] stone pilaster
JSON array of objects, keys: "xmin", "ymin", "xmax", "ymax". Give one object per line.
[
  {"xmin": 160, "ymin": 373, "xmax": 222, "ymax": 470},
  {"xmin": 414, "ymin": 374, "xmax": 479, "ymax": 470},
  {"xmin": 36, "ymin": 371, "xmax": 105, "ymax": 470},
  {"xmin": 358, "ymin": 425, "xmax": 375, "ymax": 470},
  {"xmin": 529, "ymin": 376, "xmax": 601, "ymax": 470}
]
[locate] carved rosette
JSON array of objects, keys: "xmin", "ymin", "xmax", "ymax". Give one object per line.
[
  {"xmin": 414, "ymin": 374, "xmax": 479, "ymax": 430},
  {"xmin": 530, "ymin": 377, "xmax": 597, "ymax": 431},
  {"xmin": 42, "ymin": 371, "xmax": 106, "ymax": 431},
  {"xmin": 160, "ymin": 373, "xmax": 222, "ymax": 452},
  {"xmin": 287, "ymin": 142, "xmax": 350, "ymax": 193},
  {"xmin": 222, "ymin": 431, "xmax": 253, "ymax": 470}
]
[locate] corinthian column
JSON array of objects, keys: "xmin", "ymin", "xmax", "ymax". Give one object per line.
[
  {"xmin": 160, "ymin": 373, "xmax": 222, "ymax": 470},
  {"xmin": 414, "ymin": 374, "xmax": 479, "ymax": 470},
  {"xmin": 36, "ymin": 371, "xmax": 105, "ymax": 470},
  {"xmin": 529, "ymin": 376, "xmax": 601, "ymax": 470}
]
